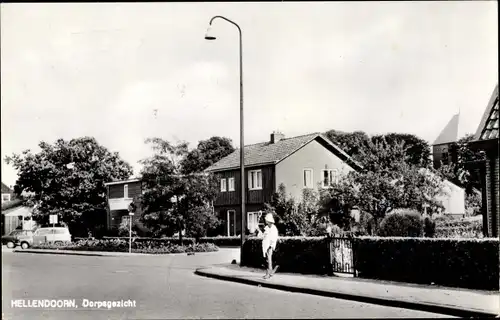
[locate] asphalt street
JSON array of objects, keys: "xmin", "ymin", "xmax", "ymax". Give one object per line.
[{"xmin": 2, "ymin": 248, "xmax": 450, "ymax": 319}]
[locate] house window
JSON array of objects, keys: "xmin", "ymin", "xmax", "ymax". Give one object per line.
[
  {"xmin": 228, "ymin": 178, "xmax": 235, "ymax": 192},
  {"xmin": 248, "ymin": 170, "xmax": 262, "ymax": 190},
  {"xmin": 220, "ymin": 179, "xmax": 227, "ymax": 192},
  {"xmin": 442, "ymin": 152, "xmax": 449, "ymax": 165},
  {"xmin": 303, "ymin": 169, "xmax": 313, "ymax": 188},
  {"xmin": 124, "ymin": 184, "xmax": 129, "ymax": 198},
  {"xmin": 2, "ymin": 194, "xmax": 11, "ymax": 202},
  {"xmin": 247, "ymin": 211, "xmax": 262, "ymax": 234},
  {"xmin": 322, "ymin": 169, "xmax": 339, "ymax": 188}
]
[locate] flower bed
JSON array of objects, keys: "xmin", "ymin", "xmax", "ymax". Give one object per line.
[
  {"xmin": 353, "ymin": 236, "xmax": 499, "ymax": 290},
  {"xmin": 32, "ymin": 239, "xmax": 218, "ymax": 254},
  {"xmin": 241, "ymin": 237, "xmax": 331, "ymax": 275},
  {"xmin": 434, "ymin": 218, "xmax": 483, "ymax": 238}
]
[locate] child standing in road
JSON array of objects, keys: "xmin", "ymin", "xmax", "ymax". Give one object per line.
[{"xmin": 257, "ymin": 213, "xmax": 279, "ymax": 279}]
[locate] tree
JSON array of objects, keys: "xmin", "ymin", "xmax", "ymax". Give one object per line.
[
  {"xmin": 139, "ymin": 137, "xmax": 219, "ymax": 239},
  {"xmin": 181, "ymin": 136, "xmax": 235, "ymax": 174},
  {"xmin": 372, "ymin": 133, "xmax": 432, "ymax": 168},
  {"xmin": 320, "ymin": 140, "xmax": 445, "ymax": 230},
  {"xmin": 438, "ymin": 134, "xmax": 484, "ymax": 193},
  {"xmin": 323, "ymin": 130, "xmax": 371, "ymax": 162},
  {"xmin": 4, "ymin": 137, "xmax": 133, "ymax": 236},
  {"xmin": 264, "ymin": 184, "xmax": 309, "ymax": 236}
]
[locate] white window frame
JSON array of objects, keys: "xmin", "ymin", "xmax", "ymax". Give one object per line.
[
  {"xmin": 2, "ymin": 194, "xmax": 11, "ymax": 202},
  {"xmin": 220, "ymin": 179, "xmax": 227, "ymax": 192},
  {"xmin": 322, "ymin": 169, "xmax": 339, "ymax": 188},
  {"xmin": 227, "ymin": 210, "xmax": 236, "ymax": 236},
  {"xmin": 303, "ymin": 168, "xmax": 314, "ymax": 189},
  {"xmin": 228, "ymin": 177, "xmax": 235, "ymax": 192},
  {"xmin": 124, "ymin": 184, "xmax": 129, "ymax": 199},
  {"xmin": 247, "ymin": 211, "xmax": 261, "ymax": 234},
  {"xmin": 248, "ymin": 170, "xmax": 263, "ymax": 190}
]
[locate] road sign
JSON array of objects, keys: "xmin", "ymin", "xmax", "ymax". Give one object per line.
[{"xmin": 49, "ymin": 215, "xmax": 58, "ymax": 224}]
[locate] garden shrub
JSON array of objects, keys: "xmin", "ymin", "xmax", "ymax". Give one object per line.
[
  {"xmin": 423, "ymin": 217, "xmax": 436, "ymax": 238},
  {"xmin": 241, "ymin": 237, "xmax": 331, "ymax": 275},
  {"xmin": 32, "ymin": 239, "xmax": 218, "ymax": 254},
  {"xmin": 197, "ymin": 236, "xmax": 240, "ymax": 247},
  {"xmin": 353, "ymin": 236, "xmax": 499, "ymax": 290},
  {"xmin": 102, "ymin": 236, "xmax": 196, "ymax": 246},
  {"xmin": 377, "ymin": 209, "xmax": 423, "ymax": 237},
  {"xmin": 434, "ymin": 217, "xmax": 484, "ymax": 238}
]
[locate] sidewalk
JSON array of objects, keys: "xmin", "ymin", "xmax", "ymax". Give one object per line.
[{"xmin": 195, "ymin": 264, "xmax": 500, "ymax": 318}]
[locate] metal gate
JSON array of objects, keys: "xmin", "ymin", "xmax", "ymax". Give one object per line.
[{"xmin": 329, "ymin": 237, "xmax": 355, "ymax": 275}]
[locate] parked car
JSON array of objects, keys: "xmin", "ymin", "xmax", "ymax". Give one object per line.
[
  {"xmin": 2, "ymin": 230, "xmax": 34, "ymax": 249},
  {"xmin": 32, "ymin": 227, "xmax": 72, "ymax": 246}
]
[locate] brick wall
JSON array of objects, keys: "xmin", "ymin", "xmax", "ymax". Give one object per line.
[{"xmin": 485, "ymin": 155, "xmax": 499, "ymax": 238}]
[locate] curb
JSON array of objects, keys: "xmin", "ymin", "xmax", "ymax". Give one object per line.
[
  {"xmin": 13, "ymin": 250, "xmax": 116, "ymax": 257},
  {"xmin": 194, "ymin": 268, "xmax": 498, "ymax": 318},
  {"xmin": 12, "ymin": 249, "xmax": 227, "ymax": 257}
]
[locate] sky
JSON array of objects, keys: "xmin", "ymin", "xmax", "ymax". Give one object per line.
[{"xmin": 1, "ymin": 2, "xmax": 498, "ymax": 187}]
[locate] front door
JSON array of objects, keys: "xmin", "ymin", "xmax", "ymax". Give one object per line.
[{"xmin": 227, "ymin": 210, "xmax": 236, "ymax": 236}]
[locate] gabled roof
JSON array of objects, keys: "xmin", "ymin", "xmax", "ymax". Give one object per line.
[
  {"xmin": 473, "ymin": 84, "xmax": 499, "ymax": 141},
  {"xmin": 1, "ymin": 182, "xmax": 12, "ymax": 194},
  {"xmin": 204, "ymin": 132, "xmax": 363, "ymax": 172},
  {"xmin": 433, "ymin": 114, "xmax": 460, "ymax": 145},
  {"xmin": 104, "ymin": 178, "xmax": 142, "ymax": 186}
]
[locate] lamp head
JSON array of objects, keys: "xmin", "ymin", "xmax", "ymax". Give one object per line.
[{"xmin": 204, "ymin": 26, "xmax": 216, "ymax": 40}]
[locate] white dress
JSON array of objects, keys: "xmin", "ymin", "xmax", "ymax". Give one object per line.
[{"xmin": 259, "ymin": 225, "xmax": 279, "ymax": 257}]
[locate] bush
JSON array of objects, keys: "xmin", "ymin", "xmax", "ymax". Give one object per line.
[
  {"xmin": 377, "ymin": 210, "xmax": 423, "ymax": 237},
  {"xmin": 32, "ymin": 238, "xmax": 218, "ymax": 254},
  {"xmin": 434, "ymin": 217, "xmax": 484, "ymax": 238},
  {"xmin": 423, "ymin": 217, "xmax": 436, "ymax": 237},
  {"xmin": 353, "ymin": 236, "xmax": 499, "ymax": 290},
  {"xmin": 241, "ymin": 237, "xmax": 331, "ymax": 275},
  {"xmin": 197, "ymin": 236, "xmax": 240, "ymax": 247},
  {"xmin": 102, "ymin": 236, "xmax": 196, "ymax": 246}
]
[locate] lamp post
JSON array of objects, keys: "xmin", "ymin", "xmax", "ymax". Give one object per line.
[{"xmin": 205, "ymin": 16, "xmax": 246, "ymax": 263}]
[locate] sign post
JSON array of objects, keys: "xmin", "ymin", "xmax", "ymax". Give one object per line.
[
  {"xmin": 128, "ymin": 203, "xmax": 136, "ymax": 254},
  {"xmin": 49, "ymin": 215, "xmax": 58, "ymax": 228}
]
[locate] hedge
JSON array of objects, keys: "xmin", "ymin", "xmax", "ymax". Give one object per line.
[
  {"xmin": 102, "ymin": 236, "xmax": 196, "ymax": 246},
  {"xmin": 353, "ymin": 237, "xmax": 499, "ymax": 291},
  {"xmin": 33, "ymin": 239, "xmax": 218, "ymax": 254},
  {"xmin": 241, "ymin": 237, "xmax": 331, "ymax": 275},
  {"xmin": 197, "ymin": 236, "xmax": 240, "ymax": 247}
]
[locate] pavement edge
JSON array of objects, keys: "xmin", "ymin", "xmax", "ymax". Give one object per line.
[{"xmin": 194, "ymin": 267, "xmax": 498, "ymax": 318}]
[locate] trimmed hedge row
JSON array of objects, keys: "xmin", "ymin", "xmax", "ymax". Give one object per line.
[
  {"xmin": 197, "ymin": 236, "xmax": 240, "ymax": 247},
  {"xmin": 102, "ymin": 236, "xmax": 196, "ymax": 246},
  {"xmin": 33, "ymin": 239, "xmax": 218, "ymax": 254},
  {"xmin": 353, "ymin": 237, "xmax": 499, "ymax": 291},
  {"xmin": 241, "ymin": 237, "xmax": 331, "ymax": 275}
]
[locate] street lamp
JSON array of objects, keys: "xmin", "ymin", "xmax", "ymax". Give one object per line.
[{"xmin": 205, "ymin": 16, "xmax": 246, "ymax": 263}]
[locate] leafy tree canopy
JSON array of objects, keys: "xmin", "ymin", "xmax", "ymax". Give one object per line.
[
  {"xmin": 180, "ymin": 136, "xmax": 235, "ymax": 174},
  {"xmin": 5, "ymin": 137, "xmax": 133, "ymax": 232}
]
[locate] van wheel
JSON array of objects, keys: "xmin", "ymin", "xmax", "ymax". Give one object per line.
[
  {"xmin": 21, "ymin": 242, "xmax": 30, "ymax": 249},
  {"xmin": 6, "ymin": 241, "xmax": 15, "ymax": 249}
]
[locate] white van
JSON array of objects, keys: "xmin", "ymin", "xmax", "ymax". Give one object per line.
[{"xmin": 32, "ymin": 227, "xmax": 72, "ymax": 245}]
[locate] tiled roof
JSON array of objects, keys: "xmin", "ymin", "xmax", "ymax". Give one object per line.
[
  {"xmin": 474, "ymin": 84, "xmax": 499, "ymax": 141},
  {"xmin": 1, "ymin": 182, "xmax": 12, "ymax": 194},
  {"xmin": 205, "ymin": 132, "xmax": 362, "ymax": 172},
  {"xmin": 433, "ymin": 114, "xmax": 460, "ymax": 145}
]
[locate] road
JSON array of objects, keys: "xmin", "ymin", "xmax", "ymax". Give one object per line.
[{"xmin": 2, "ymin": 248, "xmax": 449, "ymax": 319}]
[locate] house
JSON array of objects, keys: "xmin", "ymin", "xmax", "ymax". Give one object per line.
[
  {"xmin": 467, "ymin": 84, "xmax": 499, "ymax": 237},
  {"xmin": 204, "ymin": 131, "xmax": 363, "ymax": 236},
  {"xmin": 423, "ymin": 169, "xmax": 466, "ymax": 218},
  {"xmin": 431, "ymin": 113, "xmax": 465, "ymax": 169},
  {"xmin": 104, "ymin": 178, "xmax": 143, "ymax": 231},
  {"xmin": 1, "ymin": 182, "xmax": 14, "ymax": 204}
]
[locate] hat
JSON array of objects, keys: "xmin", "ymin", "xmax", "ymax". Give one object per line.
[{"xmin": 264, "ymin": 213, "xmax": 275, "ymax": 224}]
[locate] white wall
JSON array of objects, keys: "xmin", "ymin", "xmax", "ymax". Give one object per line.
[{"xmin": 275, "ymin": 139, "xmax": 354, "ymax": 201}]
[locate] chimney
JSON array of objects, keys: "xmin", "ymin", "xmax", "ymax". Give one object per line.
[{"xmin": 270, "ymin": 131, "xmax": 285, "ymax": 144}]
